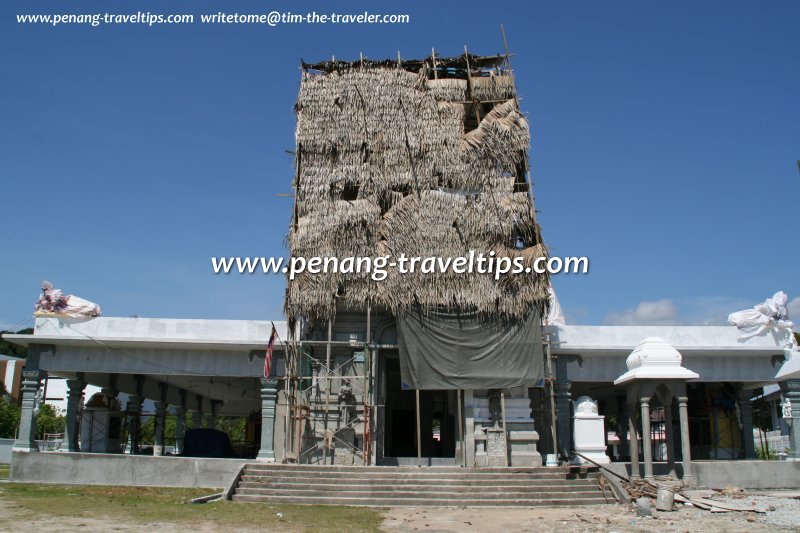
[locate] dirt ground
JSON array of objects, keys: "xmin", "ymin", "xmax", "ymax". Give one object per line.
[
  {"xmin": 1, "ymin": 485, "xmax": 799, "ymax": 532},
  {"xmin": 382, "ymin": 504, "xmax": 779, "ymax": 533},
  {"xmin": 382, "ymin": 494, "xmax": 800, "ymax": 533}
]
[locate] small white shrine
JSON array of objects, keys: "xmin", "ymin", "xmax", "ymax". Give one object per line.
[
  {"xmin": 614, "ymin": 337, "xmax": 699, "ymax": 482},
  {"xmin": 572, "ymin": 396, "xmax": 610, "ymax": 465}
]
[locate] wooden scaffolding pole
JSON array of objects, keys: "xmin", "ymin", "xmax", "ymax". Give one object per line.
[
  {"xmin": 322, "ymin": 319, "xmax": 333, "ymax": 464},
  {"xmin": 364, "ymin": 301, "xmax": 371, "ymax": 466},
  {"xmin": 283, "ymin": 359, "xmax": 291, "ymax": 461},
  {"xmin": 500, "ymin": 24, "xmax": 514, "ymax": 74},
  {"xmin": 293, "ymin": 340, "xmax": 304, "ymax": 461},
  {"xmin": 545, "ymin": 333, "xmax": 558, "ymax": 460},
  {"xmin": 463, "ymin": 45, "xmax": 482, "ymax": 124},
  {"xmin": 457, "ymin": 389, "xmax": 464, "ymax": 467},
  {"xmin": 500, "ymin": 391, "xmax": 509, "ymax": 465},
  {"xmin": 416, "ymin": 389, "xmax": 422, "ymax": 467},
  {"xmin": 290, "ymin": 336, "xmax": 298, "ymax": 462}
]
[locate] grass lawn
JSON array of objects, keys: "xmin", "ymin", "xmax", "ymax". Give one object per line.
[
  {"xmin": 0, "ymin": 464, "xmax": 9, "ymax": 480},
  {"xmin": 0, "ymin": 484, "xmax": 384, "ymax": 532}
]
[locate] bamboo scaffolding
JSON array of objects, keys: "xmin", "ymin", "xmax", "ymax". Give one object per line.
[
  {"xmin": 284, "ymin": 44, "xmax": 550, "ymax": 467},
  {"xmin": 464, "ymin": 45, "xmax": 482, "ymax": 126},
  {"xmin": 501, "ymin": 390, "xmax": 509, "ymax": 464},
  {"xmin": 545, "ymin": 333, "xmax": 558, "ymax": 458},
  {"xmin": 457, "ymin": 389, "xmax": 464, "ymax": 467},
  {"xmin": 321, "ymin": 320, "xmax": 332, "ymax": 463},
  {"xmin": 363, "ymin": 302, "xmax": 371, "ymax": 465},
  {"xmin": 416, "ymin": 389, "xmax": 422, "ymax": 467}
]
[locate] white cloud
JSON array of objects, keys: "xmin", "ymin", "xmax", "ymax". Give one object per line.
[
  {"xmin": 788, "ymin": 297, "xmax": 800, "ymax": 322},
  {"xmin": 604, "ymin": 299, "xmax": 681, "ymax": 326},
  {"xmin": 602, "ymin": 295, "xmax": 795, "ymax": 327},
  {"xmin": 677, "ymin": 295, "xmax": 753, "ymax": 326}
]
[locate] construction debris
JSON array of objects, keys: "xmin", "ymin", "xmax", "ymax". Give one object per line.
[
  {"xmin": 620, "ymin": 478, "xmax": 769, "ymax": 515},
  {"xmin": 635, "ymin": 497, "xmax": 652, "ymax": 516}
]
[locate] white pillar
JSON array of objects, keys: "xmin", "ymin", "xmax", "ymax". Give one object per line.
[
  {"xmin": 664, "ymin": 402, "xmax": 676, "ymax": 477},
  {"xmin": 677, "ymin": 396, "xmax": 694, "ymax": 482},
  {"xmin": 628, "ymin": 413, "xmax": 640, "ymax": 480},
  {"xmin": 640, "ymin": 397, "xmax": 653, "ymax": 480},
  {"xmin": 464, "ymin": 390, "xmax": 475, "ymax": 467}
]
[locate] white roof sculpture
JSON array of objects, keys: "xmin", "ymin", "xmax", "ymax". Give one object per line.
[
  {"xmin": 34, "ymin": 281, "xmax": 101, "ymax": 318},
  {"xmin": 545, "ymin": 284, "xmax": 566, "ymax": 327},
  {"xmin": 614, "ymin": 337, "xmax": 699, "ymax": 385},
  {"xmin": 728, "ymin": 291, "xmax": 795, "ymax": 344},
  {"xmin": 573, "ymin": 396, "xmax": 599, "ymax": 418}
]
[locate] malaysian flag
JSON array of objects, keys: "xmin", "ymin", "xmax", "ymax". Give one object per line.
[{"xmin": 264, "ymin": 324, "xmax": 277, "ymax": 377}]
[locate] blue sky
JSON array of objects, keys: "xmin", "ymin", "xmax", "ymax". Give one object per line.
[{"xmin": 1, "ymin": 0, "xmax": 798, "ymax": 330}]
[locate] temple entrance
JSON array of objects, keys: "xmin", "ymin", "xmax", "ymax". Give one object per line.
[{"xmin": 382, "ymin": 356, "xmax": 456, "ymax": 463}]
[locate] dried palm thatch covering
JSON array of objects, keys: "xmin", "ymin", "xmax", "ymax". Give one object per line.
[
  {"xmin": 287, "ymin": 54, "xmax": 548, "ymax": 323},
  {"xmin": 471, "ymin": 75, "xmax": 517, "ymax": 101},
  {"xmin": 426, "ymin": 79, "xmax": 468, "ymax": 101}
]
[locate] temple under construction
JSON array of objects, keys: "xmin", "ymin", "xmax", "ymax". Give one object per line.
[
  {"xmin": 280, "ymin": 46, "xmax": 551, "ymax": 466},
  {"xmin": 5, "ymin": 46, "xmax": 799, "ymax": 496}
]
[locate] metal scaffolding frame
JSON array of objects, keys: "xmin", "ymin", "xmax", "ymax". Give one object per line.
[{"xmin": 282, "ymin": 305, "xmax": 378, "ymax": 465}]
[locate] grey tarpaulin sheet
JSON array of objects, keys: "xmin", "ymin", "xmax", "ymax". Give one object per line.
[{"xmin": 396, "ymin": 306, "xmax": 543, "ymax": 390}]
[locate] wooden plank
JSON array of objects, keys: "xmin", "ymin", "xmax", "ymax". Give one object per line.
[
  {"xmin": 674, "ymin": 493, "xmax": 712, "ymax": 510},
  {"xmin": 190, "ymin": 492, "xmax": 223, "ymax": 504},
  {"xmin": 463, "ymin": 45, "xmax": 481, "ymax": 123},
  {"xmin": 690, "ymin": 498, "xmax": 765, "ymax": 513},
  {"xmin": 681, "ymin": 489, "xmax": 719, "ymax": 500}
]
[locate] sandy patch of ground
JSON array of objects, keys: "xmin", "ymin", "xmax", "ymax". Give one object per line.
[{"xmin": 381, "ymin": 499, "xmax": 797, "ymax": 533}]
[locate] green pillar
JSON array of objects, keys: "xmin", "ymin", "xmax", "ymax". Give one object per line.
[
  {"xmin": 780, "ymin": 380, "xmax": 800, "ymax": 461},
  {"xmin": 13, "ymin": 345, "xmax": 46, "ymax": 453},
  {"xmin": 555, "ymin": 357, "xmax": 572, "ymax": 458},
  {"xmin": 64, "ymin": 377, "xmax": 85, "ymax": 452},
  {"xmin": 13, "ymin": 369, "xmax": 43, "ymax": 452},
  {"xmin": 257, "ymin": 377, "xmax": 279, "ymax": 462},
  {"xmin": 153, "ymin": 401, "xmax": 167, "ymax": 456}
]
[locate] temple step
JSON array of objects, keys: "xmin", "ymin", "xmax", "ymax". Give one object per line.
[{"xmin": 228, "ymin": 464, "xmax": 608, "ymax": 507}]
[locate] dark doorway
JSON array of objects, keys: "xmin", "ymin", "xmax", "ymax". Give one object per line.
[{"xmin": 384, "ymin": 357, "xmax": 455, "ymax": 458}]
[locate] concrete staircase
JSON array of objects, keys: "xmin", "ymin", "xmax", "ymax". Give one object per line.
[{"xmin": 229, "ymin": 464, "xmax": 609, "ymax": 507}]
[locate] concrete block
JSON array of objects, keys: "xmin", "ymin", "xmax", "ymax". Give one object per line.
[{"xmin": 10, "ymin": 451, "xmax": 247, "ymax": 489}]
